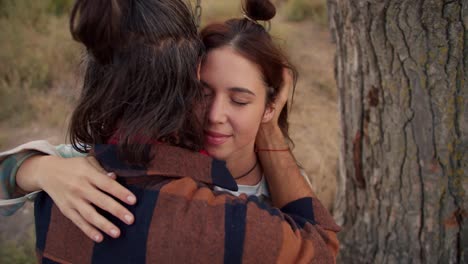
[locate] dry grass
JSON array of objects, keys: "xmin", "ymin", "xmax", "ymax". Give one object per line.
[
  {"xmin": 0, "ymin": 0, "xmax": 78, "ymax": 130},
  {"xmin": 283, "ymin": 0, "xmax": 328, "ymax": 25},
  {"xmin": 0, "ymin": 131, "xmax": 8, "ymax": 149},
  {"xmin": 189, "ymin": 0, "xmax": 242, "ymax": 25}
]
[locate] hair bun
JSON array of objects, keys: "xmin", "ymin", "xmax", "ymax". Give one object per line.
[{"xmin": 244, "ymin": 0, "xmax": 276, "ymax": 21}]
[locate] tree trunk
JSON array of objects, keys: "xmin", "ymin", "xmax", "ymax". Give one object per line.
[{"xmin": 327, "ymin": 0, "xmax": 467, "ymax": 263}]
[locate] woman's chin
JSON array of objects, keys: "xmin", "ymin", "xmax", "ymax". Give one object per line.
[{"xmin": 204, "ymin": 148, "xmax": 227, "ymax": 161}]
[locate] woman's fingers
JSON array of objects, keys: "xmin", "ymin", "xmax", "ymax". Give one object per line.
[
  {"xmin": 63, "ymin": 208, "xmax": 104, "ymax": 243},
  {"xmin": 84, "ymin": 165, "xmax": 136, "ymax": 225},
  {"xmin": 79, "ymin": 161, "xmax": 136, "ymax": 226},
  {"xmin": 36, "ymin": 156, "xmax": 137, "ymax": 240},
  {"xmin": 88, "ymin": 187, "xmax": 135, "ymax": 225},
  {"xmin": 56, "ymin": 182, "xmax": 130, "ymax": 241},
  {"xmin": 76, "ymin": 201, "xmax": 122, "ymax": 239},
  {"xmin": 93, "ymin": 172, "xmax": 137, "ymax": 206},
  {"xmin": 263, "ymin": 68, "xmax": 293, "ymax": 127},
  {"xmin": 277, "ymin": 68, "xmax": 293, "ymax": 107},
  {"xmin": 86, "ymin": 156, "xmax": 137, "ymax": 205}
]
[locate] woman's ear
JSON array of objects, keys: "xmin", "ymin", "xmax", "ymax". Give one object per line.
[{"xmin": 261, "ymin": 104, "xmax": 275, "ymax": 123}]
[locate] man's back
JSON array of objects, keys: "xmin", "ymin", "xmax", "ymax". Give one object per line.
[{"xmin": 35, "ymin": 144, "xmax": 340, "ymax": 263}]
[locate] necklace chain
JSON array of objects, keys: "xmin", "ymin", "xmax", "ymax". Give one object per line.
[{"xmin": 234, "ymin": 159, "xmax": 258, "ymax": 180}]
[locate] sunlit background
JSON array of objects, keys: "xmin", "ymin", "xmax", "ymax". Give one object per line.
[{"xmin": 0, "ymin": 0, "xmax": 337, "ymax": 262}]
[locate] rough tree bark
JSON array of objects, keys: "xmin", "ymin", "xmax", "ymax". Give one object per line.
[{"xmin": 327, "ymin": 0, "xmax": 467, "ymax": 263}]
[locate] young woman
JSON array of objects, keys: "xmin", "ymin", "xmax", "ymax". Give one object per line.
[{"xmin": 0, "ymin": 0, "xmax": 338, "ymax": 258}]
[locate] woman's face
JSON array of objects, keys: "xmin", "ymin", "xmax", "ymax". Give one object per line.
[{"xmin": 200, "ymin": 46, "xmax": 274, "ymax": 161}]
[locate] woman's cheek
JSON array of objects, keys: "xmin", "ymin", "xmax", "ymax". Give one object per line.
[{"xmin": 233, "ymin": 111, "xmax": 262, "ymax": 143}]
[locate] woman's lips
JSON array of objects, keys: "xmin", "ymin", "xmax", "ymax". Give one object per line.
[{"xmin": 204, "ymin": 130, "xmax": 231, "ymax": 145}]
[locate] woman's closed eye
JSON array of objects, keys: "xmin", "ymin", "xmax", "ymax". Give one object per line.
[
  {"xmin": 231, "ymin": 98, "xmax": 250, "ymax": 106},
  {"xmin": 229, "ymin": 87, "xmax": 255, "ymax": 106}
]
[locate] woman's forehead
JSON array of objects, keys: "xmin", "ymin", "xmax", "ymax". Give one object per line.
[
  {"xmin": 203, "ymin": 46, "xmax": 257, "ymax": 67},
  {"xmin": 201, "ymin": 46, "xmax": 265, "ymax": 87}
]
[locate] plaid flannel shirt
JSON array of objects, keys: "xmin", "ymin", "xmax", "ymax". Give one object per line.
[{"xmin": 33, "ymin": 143, "xmax": 340, "ymax": 263}]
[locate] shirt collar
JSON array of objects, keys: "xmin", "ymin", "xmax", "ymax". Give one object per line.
[{"xmin": 93, "ymin": 144, "xmax": 238, "ymax": 191}]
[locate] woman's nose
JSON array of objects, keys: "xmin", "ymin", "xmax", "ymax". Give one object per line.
[{"xmin": 207, "ymin": 97, "xmax": 227, "ymax": 124}]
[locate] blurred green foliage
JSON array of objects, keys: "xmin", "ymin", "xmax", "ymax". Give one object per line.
[{"xmin": 284, "ymin": 0, "xmax": 328, "ymax": 25}]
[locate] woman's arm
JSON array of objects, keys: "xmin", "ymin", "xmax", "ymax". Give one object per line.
[
  {"xmin": 256, "ymin": 125, "xmax": 315, "ymax": 208},
  {"xmin": 256, "ymin": 70, "xmax": 340, "ymax": 260},
  {"xmin": 0, "ymin": 140, "xmax": 137, "ymax": 242},
  {"xmin": 256, "ymin": 69, "xmax": 322, "ymax": 208},
  {"xmin": 0, "ymin": 150, "xmax": 43, "ymax": 215}
]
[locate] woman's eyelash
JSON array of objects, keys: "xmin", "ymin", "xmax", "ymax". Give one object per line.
[{"xmin": 232, "ymin": 100, "xmax": 249, "ymax": 106}]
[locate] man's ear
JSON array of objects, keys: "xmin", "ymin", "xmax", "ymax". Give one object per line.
[
  {"xmin": 197, "ymin": 62, "xmax": 201, "ymax": 80},
  {"xmin": 261, "ymin": 104, "xmax": 275, "ymax": 123}
]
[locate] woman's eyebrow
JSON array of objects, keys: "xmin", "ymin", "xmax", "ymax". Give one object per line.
[
  {"xmin": 228, "ymin": 87, "xmax": 256, "ymax": 96},
  {"xmin": 200, "ymin": 80, "xmax": 256, "ymax": 96}
]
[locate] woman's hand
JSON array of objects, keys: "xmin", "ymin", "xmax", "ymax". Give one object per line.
[
  {"xmin": 256, "ymin": 68, "xmax": 293, "ymax": 146},
  {"xmin": 17, "ymin": 155, "xmax": 137, "ymax": 243},
  {"xmin": 255, "ymin": 68, "xmax": 314, "ymax": 208},
  {"xmin": 270, "ymin": 68, "xmax": 293, "ymax": 126}
]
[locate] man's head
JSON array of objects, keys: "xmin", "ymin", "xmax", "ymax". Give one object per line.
[{"xmin": 68, "ymin": 0, "xmax": 205, "ymax": 164}]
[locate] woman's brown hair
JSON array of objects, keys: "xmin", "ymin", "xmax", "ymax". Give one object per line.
[
  {"xmin": 68, "ymin": 0, "xmax": 205, "ymax": 164},
  {"xmin": 200, "ymin": 0, "xmax": 298, "ymax": 144}
]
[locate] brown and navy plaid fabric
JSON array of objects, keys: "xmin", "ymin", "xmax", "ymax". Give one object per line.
[{"xmin": 34, "ymin": 144, "xmax": 341, "ymax": 264}]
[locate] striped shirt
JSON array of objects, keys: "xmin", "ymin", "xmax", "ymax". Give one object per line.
[{"xmin": 7, "ymin": 142, "xmax": 341, "ymax": 263}]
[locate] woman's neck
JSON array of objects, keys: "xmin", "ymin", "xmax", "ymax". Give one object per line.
[{"xmin": 225, "ymin": 150, "xmax": 262, "ymax": 186}]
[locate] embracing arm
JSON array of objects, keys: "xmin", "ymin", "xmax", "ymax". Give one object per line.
[
  {"xmin": 256, "ymin": 69, "xmax": 317, "ymax": 208},
  {"xmin": 0, "ymin": 150, "xmax": 43, "ymax": 215},
  {"xmin": 0, "ymin": 141, "xmax": 70, "ymax": 207},
  {"xmin": 256, "ymin": 127, "xmax": 342, "ymax": 259},
  {"xmin": 256, "ymin": 125, "xmax": 314, "ymax": 208},
  {"xmin": 13, "ymin": 143, "xmax": 86, "ymax": 193},
  {"xmin": 0, "ymin": 140, "xmax": 137, "ymax": 242},
  {"xmin": 255, "ymin": 69, "xmax": 341, "ymax": 259}
]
